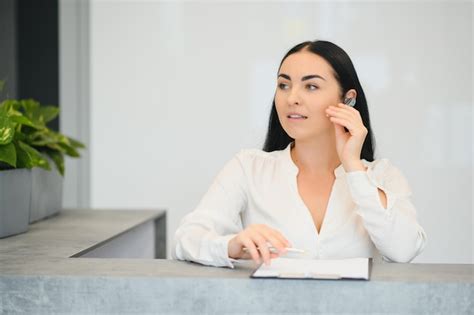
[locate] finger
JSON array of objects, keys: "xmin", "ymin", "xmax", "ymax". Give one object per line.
[
  {"xmin": 253, "ymin": 234, "xmax": 272, "ymax": 266},
  {"xmin": 273, "ymin": 230, "xmax": 291, "ymax": 247},
  {"xmin": 267, "ymin": 236, "xmax": 287, "ymax": 255},
  {"xmin": 327, "ymin": 106, "xmax": 355, "ymax": 121},
  {"xmin": 270, "ymin": 252, "xmax": 280, "ymax": 259},
  {"xmin": 338, "ymin": 102, "xmax": 360, "ymax": 113},
  {"xmin": 338, "ymin": 103, "xmax": 363, "ymax": 119},
  {"xmin": 260, "ymin": 225, "xmax": 290, "ymax": 247},
  {"xmin": 326, "ymin": 107, "xmax": 354, "ymax": 119},
  {"xmin": 329, "ymin": 116, "xmax": 353, "ymax": 131},
  {"xmin": 266, "ymin": 228, "xmax": 291, "ymax": 248},
  {"xmin": 241, "ymin": 237, "xmax": 261, "ymax": 264},
  {"xmin": 330, "ymin": 114, "xmax": 367, "ymax": 136},
  {"xmin": 328, "ymin": 113, "xmax": 354, "ymax": 129},
  {"xmin": 335, "ymin": 103, "xmax": 359, "ymax": 114},
  {"xmin": 262, "ymin": 232, "xmax": 288, "ymax": 255},
  {"xmin": 241, "ymin": 251, "xmax": 252, "ymax": 259},
  {"xmin": 264, "ymin": 228, "xmax": 290, "ymax": 246},
  {"xmin": 333, "ymin": 119, "xmax": 348, "ymax": 137}
]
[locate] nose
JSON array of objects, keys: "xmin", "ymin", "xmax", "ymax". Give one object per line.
[{"xmin": 287, "ymin": 87, "xmax": 302, "ymax": 106}]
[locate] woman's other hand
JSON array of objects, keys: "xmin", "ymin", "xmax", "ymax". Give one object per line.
[
  {"xmin": 325, "ymin": 103, "xmax": 368, "ymax": 170},
  {"xmin": 228, "ymin": 224, "xmax": 290, "ymax": 265}
]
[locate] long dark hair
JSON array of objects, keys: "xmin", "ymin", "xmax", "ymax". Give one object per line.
[{"xmin": 262, "ymin": 40, "xmax": 375, "ymax": 162}]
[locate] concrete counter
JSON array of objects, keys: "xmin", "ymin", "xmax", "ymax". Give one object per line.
[{"xmin": 0, "ymin": 209, "xmax": 472, "ymax": 314}]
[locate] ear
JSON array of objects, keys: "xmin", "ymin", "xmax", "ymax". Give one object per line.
[{"xmin": 344, "ymin": 89, "xmax": 357, "ymax": 100}]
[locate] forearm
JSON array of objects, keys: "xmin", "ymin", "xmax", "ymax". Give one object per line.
[
  {"xmin": 344, "ymin": 161, "xmax": 427, "ymax": 262},
  {"xmin": 173, "ymin": 223, "xmax": 237, "ymax": 268},
  {"xmin": 354, "ymin": 198, "xmax": 426, "ymax": 262},
  {"xmin": 343, "ymin": 159, "xmax": 388, "ymax": 209}
]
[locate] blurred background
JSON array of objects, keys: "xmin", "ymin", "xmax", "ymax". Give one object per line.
[{"xmin": 1, "ymin": 0, "xmax": 472, "ymax": 264}]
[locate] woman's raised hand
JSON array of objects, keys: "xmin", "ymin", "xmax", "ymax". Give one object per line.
[
  {"xmin": 325, "ymin": 102, "xmax": 368, "ymax": 166},
  {"xmin": 228, "ymin": 224, "xmax": 291, "ymax": 265}
]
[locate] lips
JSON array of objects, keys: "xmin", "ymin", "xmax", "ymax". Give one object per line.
[{"xmin": 287, "ymin": 113, "xmax": 308, "ymax": 119}]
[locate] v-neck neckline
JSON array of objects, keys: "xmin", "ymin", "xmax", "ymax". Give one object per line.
[
  {"xmin": 282, "ymin": 141, "xmax": 341, "ymax": 239},
  {"xmin": 290, "ymin": 167, "xmax": 337, "ymax": 239},
  {"xmin": 283, "ymin": 141, "xmax": 346, "ymax": 179}
]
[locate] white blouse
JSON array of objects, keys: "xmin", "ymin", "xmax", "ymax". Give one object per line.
[{"xmin": 172, "ymin": 142, "xmax": 427, "ymax": 268}]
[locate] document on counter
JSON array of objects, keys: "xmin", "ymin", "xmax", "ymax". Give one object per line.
[{"xmin": 251, "ymin": 257, "xmax": 370, "ymax": 280}]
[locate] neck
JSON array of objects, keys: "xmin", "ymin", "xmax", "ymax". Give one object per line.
[{"xmin": 290, "ymin": 132, "xmax": 341, "ymax": 176}]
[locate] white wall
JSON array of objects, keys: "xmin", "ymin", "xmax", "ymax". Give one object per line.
[
  {"xmin": 78, "ymin": 1, "xmax": 473, "ymax": 263},
  {"xmin": 60, "ymin": 0, "xmax": 91, "ymax": 208}
]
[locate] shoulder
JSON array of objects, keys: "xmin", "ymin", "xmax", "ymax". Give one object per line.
[
  {"xmin": 362, "ymin": 158, "xmax": 412, "ymax": 196},
  {"xmin": 215, "ymin": 147, "xmax": 281, "ymax": 177},
  {"xmin": 212, "ymin": 148, "xmax": 284, "ymax": 187},
  {"xmin": 217, "ymin": 147, "xmax": 284, "ymax": 177},
  {"xmin": 233, "ymin": 147, "xmax": 282, "ymax": 168}
]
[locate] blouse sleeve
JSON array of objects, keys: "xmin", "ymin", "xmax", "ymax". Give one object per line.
[
  {"xmin": 345, "ymin": 159, "xmax": 427, "ymax": 263},
  {"xmin": 171, "ymin": 151, "xmax": 247, "ymax": 268}
]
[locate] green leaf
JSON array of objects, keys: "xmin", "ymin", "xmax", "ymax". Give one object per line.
[
  {"xmin": 26, "ymin": 129, "xmax": 56, "ymax": 146},
  {"xmin": 67, "ymin": 136, "xmax": 86, "ymax": 149},
  {"xmin": 13, "ymin": 131, "xmax": 26, "ymax": 142},
  {"xmin": 15, "ymin": 140, "xmax": 50, "ymax": 170},
  {"xmin": 20, "ymin": 99, "xmax": 40, "ymax": 114},
  {"xmin": 20, "ymin": 99, "xmax": 46, "ymax": 127},
  {"xmin": 53, "ymin": 132, "xmax": 71, "ymax": 145},
  {"xmin": 1, "ymin": 100, "xmax": 22, "ymax": 116},
  {"xmin": 0, "ymin": 126, "xmax": 14, "ymax": 144},
  {"xmin": 39, "ymin": 106, "xmax": 59, "ymax": 123},
  {"xmin": 58, "ymin": 142, "xmax": 80, "ymax": 157},
  {"xmin": 0, "ymin": 114, "xmax": 15, "ymax": 145},
  {"xmin": 0, "ymin": 99, "xmax": 20, "ymax": 112},
  {"xmin": 45, "ymin": 142, "xmax": 66, "ymax": 153},
  {"xmin": 10, "ymin": 115, "xmax": 42, "ymax": 129},
  {"xmin": 0, "ymin": 98, "xmax": 86, "ymax": 174},
  {"xmin": 44, "ymin": 149, "xmax": 64, "ymax": 176},
  {"xmin": 0, "ymin": 142, "xmax": 16, "ymax": 167}
]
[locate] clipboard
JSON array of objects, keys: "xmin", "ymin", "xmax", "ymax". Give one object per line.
[{"xmin": 250, "ymin": 257, "xmax": 371, "ymax": 280}]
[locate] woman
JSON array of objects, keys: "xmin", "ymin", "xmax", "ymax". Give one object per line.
[{"xmin": 172, "ymin": 40, "xmax": 427, "ymax": 268}]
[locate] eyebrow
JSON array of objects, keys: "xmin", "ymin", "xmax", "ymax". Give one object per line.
[{"xmin": 278, "ymin": 73, "xmax": 326, "ymax": 81}]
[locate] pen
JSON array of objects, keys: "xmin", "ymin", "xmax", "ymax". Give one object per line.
[{"xmin": 243, "ymin": 246, "xmax": 306, "ymax": 254}]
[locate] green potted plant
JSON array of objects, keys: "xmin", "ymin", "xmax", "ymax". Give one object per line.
[
  {"xmin": 0, "ymin": 95, "xmax": 84, "ymax": 237},
  {"xmin": 0, "ymin": 99, "xmax": 45, "ymax": 237},
  {"xmin": 21, "ymin": 99, "xmax": 84, "ymax": 222}
]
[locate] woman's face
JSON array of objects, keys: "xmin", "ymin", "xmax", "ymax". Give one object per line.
[{"xmin": 275, "ymin": 50, "xmax": 343, "ymax": 141}]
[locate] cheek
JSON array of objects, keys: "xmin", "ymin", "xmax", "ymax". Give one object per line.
[
  {"xmin": 305, "ymin": 101, "xmax": 328, "ymax": 117},
  {"xmin": 308, "ymin": 93, "xmax": 338, "ymax": 113},
  {"xmin": 274, "ymin": 93, "xmax": 285, "ymax": 115},
  {"xmin": 274, "ymin": 91, "xmax": 284, "ymax": 107}
]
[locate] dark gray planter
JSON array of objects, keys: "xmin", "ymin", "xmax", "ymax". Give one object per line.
[
  {"xmin": 29, "ymin": 166, "xmax": 63, "ymax": 223},
  {"xmin": 0, "ymin": 169, "xmax": 32, "ymax": 238}
]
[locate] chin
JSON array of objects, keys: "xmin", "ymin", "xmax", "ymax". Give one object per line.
[{"xmin": 283, "ymin": 125, "xmax": 325, "ymax": 139}]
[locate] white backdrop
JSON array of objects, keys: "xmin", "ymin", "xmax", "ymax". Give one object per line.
[{"xmin": 61, "ymin": 0, "xmax": 473, "ymax": 264}]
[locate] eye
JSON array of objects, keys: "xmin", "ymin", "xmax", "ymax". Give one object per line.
[
  {"xmin": 306, "ymin": 84, "xmax": 318, "ymax": 90},
  {"xmin": 278, "ymin": 83, "xmax": 289, "ymax": 90}
]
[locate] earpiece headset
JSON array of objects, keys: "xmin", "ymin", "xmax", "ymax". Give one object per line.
[{"xmin": 343, "ymin": 97, "xmax": 356, "ymax": 107}]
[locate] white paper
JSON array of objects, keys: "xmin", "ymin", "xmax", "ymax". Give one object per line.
[{"xmin": 252, "ymin": 257, "xmax": 369, "ymax": 280}]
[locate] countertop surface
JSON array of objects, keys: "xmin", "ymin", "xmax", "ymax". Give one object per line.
[
  {"xmin": 0, "ymin": 209, "xmax": 472, "ymax": 314},
  {"xmin": 0, "ymin": 209, "xmax": 471, "ymax": 281}
]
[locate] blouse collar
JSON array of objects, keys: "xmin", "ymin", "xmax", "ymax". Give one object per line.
[{"xmin": 282, "ymin": 141, "xmax": 367, "ymax": 178}]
